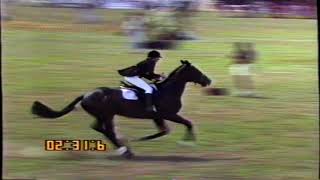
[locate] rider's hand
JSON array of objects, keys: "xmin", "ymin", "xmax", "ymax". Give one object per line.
[
  {"xmin": 160, "ymin": 73, "xmax": 166, "ymax": 79},
  {"xmin": 158, "ymin": 76, "xmax": 166, "ymax": 81}
]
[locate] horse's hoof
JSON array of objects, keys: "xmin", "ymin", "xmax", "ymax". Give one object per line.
[
  {"xmin": 117, "ymin": 146, "xmax": 134, "ymax": 159},
  {"xmin": 122, "ymin": 150, "xmax": 134, "ymax": 159}
]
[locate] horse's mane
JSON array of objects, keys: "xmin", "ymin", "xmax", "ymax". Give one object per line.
[
  {"xmin": 167, "ymin": 64, "xmax": 186, "ymax": 78},
  {"xmin": 158, "ymin": 64, "xmax": 186, "ymax": 86}
]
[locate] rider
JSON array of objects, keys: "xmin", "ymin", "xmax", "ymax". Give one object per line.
[{"xmin": 118, "ymin": 50, "xmax": 164, "ymax": 112}]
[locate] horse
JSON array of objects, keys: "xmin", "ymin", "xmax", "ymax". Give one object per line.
[{"xmin": 31, "ymin": 60, "xmax": 211, "ymax": 159}]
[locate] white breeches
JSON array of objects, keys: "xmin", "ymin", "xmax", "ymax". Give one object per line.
[{"xmin": 124, "ymin": 76, "xmax": 153, "ymax": 94}]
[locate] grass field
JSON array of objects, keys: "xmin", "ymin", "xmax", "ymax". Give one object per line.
[{"xmin": 3, "ymin": 5, "xmax": 318, "ymax": 180}]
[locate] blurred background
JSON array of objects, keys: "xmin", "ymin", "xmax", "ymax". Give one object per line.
[{"xmin": 2, "ymin": 0, "xmax": 318, "ymax": 179}]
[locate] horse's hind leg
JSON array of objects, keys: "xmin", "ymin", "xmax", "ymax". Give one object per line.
[
  {"xmin": 91, "ymin": 119, "xmax": 104, "ymax": 133},
  {"xmin": 136, "ymin": 118, "xmax": 170, "ymax": 141},
  {"xmin": 98, "ymin": 115, "xmax": 134, "ymax": 159},
  {"xmin": 164, "ymin": 114, "xmax": 196, "ymax": 141}
]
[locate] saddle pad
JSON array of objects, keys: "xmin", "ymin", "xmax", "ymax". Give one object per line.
[{"xmin": 120, "ymin": 88, "xmax": 138, "ymax": 100}]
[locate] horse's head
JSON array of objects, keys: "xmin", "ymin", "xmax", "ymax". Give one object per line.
[{"xmin": 179, "ymin": 60, "xmax": 211, "ymax": 87}]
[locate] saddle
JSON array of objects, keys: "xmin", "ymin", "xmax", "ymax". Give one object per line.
[{"xmin": 120, "ymin": 81, "xmax": 159, "ymax": 101}]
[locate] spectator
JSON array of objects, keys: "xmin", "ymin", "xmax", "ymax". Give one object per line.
[
  {"xmin": 229, "ymin": 42, "xmax": 258, "ymax": 97},
  {"xmin": 122, "ymin": 12, "xmax": 148, "ymax": 51}
]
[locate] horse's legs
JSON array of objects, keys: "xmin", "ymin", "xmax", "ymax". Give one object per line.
[
  {"xmin": 90, "ymin": 118, "xmax": 104, "ymax": 133},
  {"xmin": 136, "ymin": 118, "xmax": 170, "ymax": 141},
  {"xmin": 164, "ymin": 114, "xmax": 196, "ymax": 141},
  {"xmin": 98, "ymin": 115, "xmax": 134, "ymax": 159}
]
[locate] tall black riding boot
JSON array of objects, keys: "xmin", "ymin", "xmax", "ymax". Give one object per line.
[{"xmin": 145, "ymin": 93, "xmax": 154, "ymax": 112}]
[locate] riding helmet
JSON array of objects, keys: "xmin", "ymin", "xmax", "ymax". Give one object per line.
[{"xmin": 147, "ymin": 50, "xmax": 162, "ymax": 58}]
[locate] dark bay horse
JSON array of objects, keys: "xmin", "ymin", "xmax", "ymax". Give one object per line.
[{"xmin": 32, "ymin": 60, "xmax": 211, "ymax": 158}]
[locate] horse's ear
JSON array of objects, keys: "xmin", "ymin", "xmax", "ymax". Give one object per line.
[
  {"xmin": 181, "ymin": 60, "xmax": 191, "ymax": 66},
  {"xmin": 184, "ymin": 60, "xmax": 191, "ymax": 66}
]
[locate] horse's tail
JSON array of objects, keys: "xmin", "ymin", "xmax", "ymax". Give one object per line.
[{"xmin": 31, "ymin": 95, "xmax": 84, "ymax": 119}]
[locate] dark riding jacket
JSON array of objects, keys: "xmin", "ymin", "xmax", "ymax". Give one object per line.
[{"xmin": 118, "ymin": 59, "xmax": 161, "ymax": 80}]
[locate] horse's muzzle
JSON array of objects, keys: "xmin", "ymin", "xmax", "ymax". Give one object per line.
[{"xmin": 200, "ymin": 75, "xmax": 211, "ymax": 87}]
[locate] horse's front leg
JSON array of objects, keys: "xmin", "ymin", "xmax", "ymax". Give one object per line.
[
  {"xmin": 98, "ymin": 115, "xmax": 134, "ymax": 159},
  {"xmin": 164, "ymin": 114, "xmax": 196, "ymax": 141},
  {"xmin": 135, "ymin": 118, "xmax": 170, "ymax": 141}
]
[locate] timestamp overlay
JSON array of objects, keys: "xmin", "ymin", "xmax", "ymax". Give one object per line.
[{"xmin": 44, "ymin": 140, "xmax": 109, "ymax": 151}]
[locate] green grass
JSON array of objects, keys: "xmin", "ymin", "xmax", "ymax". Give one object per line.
[{"xmin": 3, "ymin": 5, "xmax": 318, "ymax": 180}]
